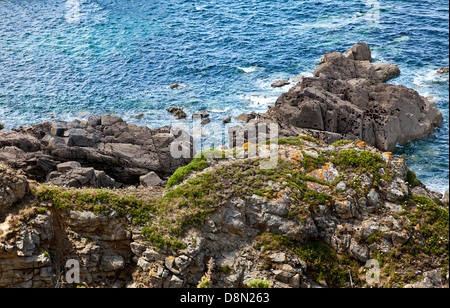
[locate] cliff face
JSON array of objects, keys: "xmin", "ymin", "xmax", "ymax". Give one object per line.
[{"xmin": 1, "ymin": 137, "xmax": 448, "ymax": 288}]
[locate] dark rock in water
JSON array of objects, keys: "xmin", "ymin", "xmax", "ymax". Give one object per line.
[
  {"xmin": 230, "ymin": 43, "xmax": 443, "ymax": 152},
  {"xmin": 235, "ymin": 112, "xmax": 257, "ymax": 123},
  {"xmin": 437, "ymin": 67, "xmax": 449, "ymax": 74},
  {"xmin": 222, "ymin": 116, "xmax": 232, "ymax": 124},
  {"xmin": 271, "ymin": 79, "xmax": 290, "ymax": 88},
  {"xmin": 0, "ymin": 114, "xmax": 195, "ymax": 186},
  {"xmin": 192, "ymin": 112, "xmax": 210, "ymax": 119},
  {"xmin": 167, "ymin": 107, "xmax": 187, "ymax": 119},
  {"xmin": 170, "ymin": 83, "xmax": 182, "ymax": 89},
  {"xmin": 200, "ymin": 117, "xmax": 211, "ymax": 125}
]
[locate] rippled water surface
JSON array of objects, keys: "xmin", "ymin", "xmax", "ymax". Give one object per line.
[{"xmin": 0, "ymin": 0, "xmax": 448, "ymax": 192}]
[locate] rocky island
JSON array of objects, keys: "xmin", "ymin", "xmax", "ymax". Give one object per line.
[{"xmin": 0, "ymin": 43, "xmax": 448, "ymax": 288}]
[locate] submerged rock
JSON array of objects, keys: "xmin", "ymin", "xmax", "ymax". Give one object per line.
[{"xmin": 271, "ymin": 79, "xmax": 290, "ymax": 88}]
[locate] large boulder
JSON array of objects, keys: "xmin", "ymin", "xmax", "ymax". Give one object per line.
[{"xmin": 0, "ymin": 115, "xmax": 195, "ymax": 186}]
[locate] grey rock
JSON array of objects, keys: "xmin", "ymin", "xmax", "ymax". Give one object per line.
[
  {"xmin": 235, "ymin": 112, "xmax": 257, "ymax": 123},
  {"xmin": 271, "ymin": 79, "xmax": 290, "ymax": 88},
  {"xmin": 57, "ymin": 161, "xmax": 81, "ymax": 173},
  {"xmin": 101, "ymin": 114, "xmax": 124, "ymax": 126},
  {"xmin": 100, "ymin": 255, "xmax": 125, "ymax": 272},
  {"xmin": 442, "ymin": 190, "xmax": 449, "ymax": 206},
  {"xmin": 343, "ymin": 42, "xmax": 372, "ymax": 61},
  {"xmin": 0, "ymin": 115, "xmax": 194, "ymax": 185},
  {"xmin": 139, "ymin": 171, "xmax": 163, "ymax": 187}
]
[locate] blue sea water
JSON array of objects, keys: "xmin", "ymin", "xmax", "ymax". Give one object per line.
[{"xmin": 0, "ymin": 0, "xmax": 448, "ymax": 193}]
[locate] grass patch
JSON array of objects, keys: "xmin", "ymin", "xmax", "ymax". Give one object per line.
[
  {"xmin": 247, "ymin": 279, "xmax": 270, "ymax": 288},
  {"xmin": 332, "ymin": 140, "xmax": 353, "ymax": 147},
  {"xmin": 253, "ymin": 232, "xmax": 360, "ymax": 287},
  {"xmin": 166, "ymin": 156, "xmax": 209, "ymax": 188},
  {"xmin": 406, "ymin": 170, "xmax": 422, "ymax": 187}
]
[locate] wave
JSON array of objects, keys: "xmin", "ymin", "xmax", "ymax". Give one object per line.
[
  {"xmin": 237, "ymin": 66, "xmax": 263, "ymax": 73},
  {"xmin": 412, "ymin": 68, "xmax": 449, "ymax": 89},
  {"xmin": 244, "ymin": 94, "xmax": 278, "ymax": 107}
]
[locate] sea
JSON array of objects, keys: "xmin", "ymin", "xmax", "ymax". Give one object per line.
[{"xmin": 0, "ymin": 0, "xmax": 448, "ymax": 193}]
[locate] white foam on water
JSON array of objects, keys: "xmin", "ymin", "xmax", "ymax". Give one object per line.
[
  {"xmin": 244, "ymin": 94, "xmax": 278, "ymax": 107},
  {"xmin": 393, "ymin": 36, "xmax": 410, "ymax": 43},
  {"xmin": 412, "ymin": 67, "xmax": 449, "ymax": 89},
  {"xmin": 237, "ymin": 66, "xmax": 263, "ymax": 73}
]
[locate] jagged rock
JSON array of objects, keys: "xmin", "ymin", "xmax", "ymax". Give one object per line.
[
  {"xmin": 443, "ymin": 190, "xmax": 449, "ymax": 206},
  {"xmin": 314, "ymin": 42, "xmax": 400, "ymax": 84},
  {"xmin": 0, "ymin": 164, "xmax": 29, "ymax": 212},
  {"xmin": 233, "ymin": 43, "xmax": 443, "ymax": 152},
  {"xmin": 235, "ymin": 112, "xmax": 257, "ymax": 123},
  {"xmin": 0, "ymin": 115, "xmax": 194, "ymax": 185},
  {"xmin": 170, "ymin": 83, "xmax": 182, "ymax": 89},
  {"xmin": 57, "ymin": 161, "xmax": 81, "ymax": 173},
  {"xmin": 222, "ymin": 116, "xmax": 232, "ymax": 124},
  {"xmin": 139, "ymin": 171, "xmax": 163, "ymax": 187},
  {"xmin": 47, "ymin": 167, "xmax": 118, "ymax": 189},
  {"xmin": 343, "ymin": 42, "xmax": 372, "ymax": 61},
  {"xmin": 167, "ymin": 107, "xmax": 187, "ymax": 119}
]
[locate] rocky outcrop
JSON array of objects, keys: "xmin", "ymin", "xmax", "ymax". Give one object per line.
[
  {"xmin": 232, "ymin": 43, "xmax": 443, "ymax": 152},
  {"xmin": 0, "ymin": 114, "xmax": 194, "ymax": 187},
  {"xmin": 1, "ymin": 137, "xmax": 447, "ymax": 288},
  {"xmin": 314, "ymin": 42, "xmax": 400, "ymax": 84},
  {"xmin": 0, "ymin": 164, "xmax": 29, "ymax": 213}
]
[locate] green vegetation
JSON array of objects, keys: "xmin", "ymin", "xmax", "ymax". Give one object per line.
[
  {"xmin": 298, "ymin": 135, "xmax": 318, "ymax": 143},
  {"xmin": 406, "ymin": 195, "xmax": 449, "ymax": 257},
  {"xmin": 197, "ymin": 276, "xmax": 211, "ymax": 288},
  {"xmin": 406, "ymin": 170, "xmax": 422, "ymax": 187},
  {"xmin": 332, "ymin": 140, "xmax": 353, "ymax": 147},
  {"xmin": 332, "ymin": 149, "xmax": 383, "ymax": 173},
  {"xmin": 331, "ymin": 149, "xmax": 388, "ymax": 190},
  {"xmin": 370, "ymin": 194, "xmax": 449, "ymax": 286},
  {"xmin": 30, "ymin": 134, "xmax": 449, "ymax": 287},
  {"xmin": 254, "ymin": 232, "xmax": 360, "ymax": 287},
  {"xmin": 247, "ymin": 279, "xmax": 270, "ymax": 288},
  {"xmin": 216, "ymin": 265, "xmax": 233, "ymax": 274},
  {"xmin": 166, "ymin": 156, "xmax": 209, "ymax": 188}
]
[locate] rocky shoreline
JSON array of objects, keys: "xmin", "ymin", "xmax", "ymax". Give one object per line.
[{"xmin": 0, "ymin": 43, "xmax": 448, "ymax": 288}]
